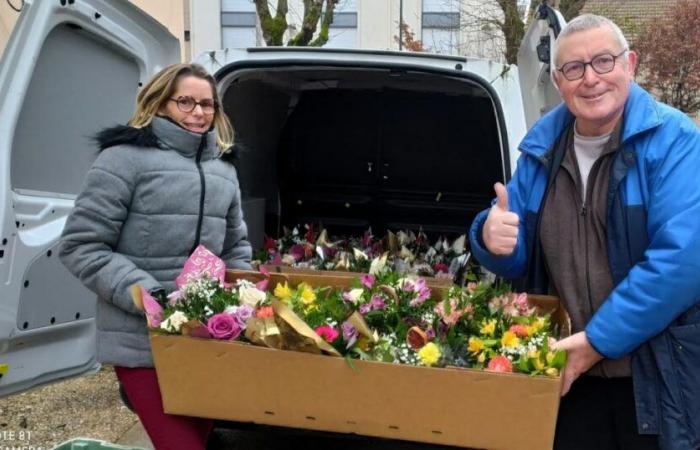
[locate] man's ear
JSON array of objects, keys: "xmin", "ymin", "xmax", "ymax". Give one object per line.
[
  {"xmin": 626, "ymin": 50, "xmax": 638, "ymax": 78},
  {"xmin": 551, "ymin": 69, "xmax": 561, "ymax": 93}
]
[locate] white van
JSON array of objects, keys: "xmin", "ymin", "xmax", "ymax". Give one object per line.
[{"xmin": 0, "ymin": 0, "xmax": 564, "ymax": 397}]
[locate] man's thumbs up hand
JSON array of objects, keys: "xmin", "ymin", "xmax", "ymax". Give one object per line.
[
  {"xmin": 483, "ymin": 182, "xmax": 519, "ymax": 256},
  {"xmin": 494, "ymin": 182, "xmax": 510, "ymax": 211}
]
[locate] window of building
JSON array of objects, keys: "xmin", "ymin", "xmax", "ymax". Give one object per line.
[
  {"xmin": 221, "ymin": 0, "xmax": 259, "ymax": 48},
  {"xmin": 422, "ymin": 0, "xmax": 460, "ymax": 54},
  {"xmin": 324, "ymin": 0, "xmax": 358, "ymax": 48}
]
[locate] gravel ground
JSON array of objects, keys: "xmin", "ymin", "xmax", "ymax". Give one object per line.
[{"xmin": 0, "ymin": 365, "xmax": 138, "ymax": 449}]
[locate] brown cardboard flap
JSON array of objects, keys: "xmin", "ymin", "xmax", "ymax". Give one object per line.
[{"xmin": 151, "ymin": 334, "xmax": 561, "ymax": 450}]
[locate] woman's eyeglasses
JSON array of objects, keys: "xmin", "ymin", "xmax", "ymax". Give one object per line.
[{"xmin": 169, "ymin": 96, "xmax": 216, "ymax": 114}]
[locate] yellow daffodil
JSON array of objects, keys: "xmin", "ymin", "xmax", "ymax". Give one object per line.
[
  {"xmin": 500, "ymin": 331, "xmax": 520, "ymax": 348},
  {"xmin": 468, "ymin": 337, "xmax": 485, "ymax": 354},
  {"xmin": 545, "ymin": 367, "xmax": 559, "ymax": 377},
  {"xmin": 273, "ymin": 282, "xmax": 293, "ymax": 303},
  {"xmin": 299, "ymin": 283, "xmax": 316, "ymax": 305},
  {"xmin": 546, "ymin": 351, "xmax": 556, "ymax": 364},
  {"xmin": 527, "ymin": 317, "xmax": 547, "ymax": 335},
  {"xmin": 417, "ymin": 342, "xmax": 441, "ymax": 367},
  {"xmin": 526, "ymin": 350, "xmax": 540, "ymax": 360},
  {"xmin": 480, "ymin": 319, "xmax": 497, "ymax": 336}
]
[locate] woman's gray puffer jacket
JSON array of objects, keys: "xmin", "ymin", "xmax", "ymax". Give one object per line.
[{"xmin": 59, "ymin": 116, "xmax": 252, "ymax": 367}]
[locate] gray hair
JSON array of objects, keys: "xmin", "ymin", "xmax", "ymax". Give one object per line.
[{"xmin": 552, "ymin": 14, "xmax": 629, "ymax": 67}]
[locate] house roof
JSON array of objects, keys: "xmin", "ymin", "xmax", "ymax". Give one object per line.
[{"xmin": 580, "ymin": 0, "xmax": 678, "ymax": 42}]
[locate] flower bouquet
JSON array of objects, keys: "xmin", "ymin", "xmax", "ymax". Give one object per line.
[{"xmin": 131, "ymin": 245, "xmax": 273, "ymax": 343}]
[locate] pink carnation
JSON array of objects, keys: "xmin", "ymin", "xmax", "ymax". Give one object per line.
[
  {"xmin": 487, "ymin": 355, "xmax": 513, "ymax": 373},
  {"xmin": 509, "ymin": 324, "xmax": 529, "ymax": 338},
  {"xmin": 315, "ymin": 325, "xmax": 340, "ymax": 343}
]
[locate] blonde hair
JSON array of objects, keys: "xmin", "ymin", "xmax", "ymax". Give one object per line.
[{"xmin": 128, "ymin": 63, "xmax": 234, "ymax": 151}]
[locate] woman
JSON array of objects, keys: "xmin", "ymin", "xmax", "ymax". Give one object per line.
[{"xmin": 59, "ymin": 63, "xmax": 252, "ymax": 449}]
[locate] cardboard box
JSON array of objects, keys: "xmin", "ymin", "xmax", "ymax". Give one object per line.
[
  {"xmin": 152, "ymin": 334, "xmax": 561, "ymax": 450},
  {"xmin": 151, "ymin": 271, "xmax": 567, "ymax": 449}
]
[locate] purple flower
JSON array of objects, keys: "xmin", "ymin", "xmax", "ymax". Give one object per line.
[
  {"xmin": 359, "ymin": 303, "xmax": 371, "ymax": 315},
  {"xmin": 360, "ymin": 274, "xmax": 375, "ymax": 289},
  {"xmin": 234, "ymin": 304, "xmax": 255, "ymax": 328},
  {"xmin": 370, "ymin": 294, "xmax": 387, "ymax": 310},
  {"xmin": 401, "ymin": 280, "xmax": 415, "ymax": 292},
  {"xmin": 207, "ymin": 313, "xmax": 242, "ymax": 340},
  {"xmin": 342, "ymin": 321, "xmax": 358, "ymax": 349}
]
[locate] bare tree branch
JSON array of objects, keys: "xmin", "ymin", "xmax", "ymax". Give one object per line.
[
  {"xmin": 288, "ymin": 0, "xmax": 324, "ymax": 46},
  {"xmin": 310, "ymin": 0, "xmax": 339, "ymax": 47},
  {"xmin": 255, "ymin": 0, "xmax": 288, "ymax": 46},
  {"xmin": 635, "ymin": 0, "xmax": 700, "ymax": 114}
]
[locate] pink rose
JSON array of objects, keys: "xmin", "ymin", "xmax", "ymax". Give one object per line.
[{"xmin": 207, "ymin": 313, "xmax": 242, "ymax": 340}]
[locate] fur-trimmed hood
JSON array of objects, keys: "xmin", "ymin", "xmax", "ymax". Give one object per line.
[{"xmin": 94, "ymin": 117, "xmax": 240, "ymax": 163}]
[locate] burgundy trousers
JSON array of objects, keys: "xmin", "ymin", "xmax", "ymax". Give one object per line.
[{"xmin": 114, "ymin": 366, "xmax": 213, "ymax": 450}]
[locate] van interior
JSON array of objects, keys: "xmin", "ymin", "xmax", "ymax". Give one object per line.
[{"xmin": 220, "ymin": 65, "xmax": 506, "ymax": 245}]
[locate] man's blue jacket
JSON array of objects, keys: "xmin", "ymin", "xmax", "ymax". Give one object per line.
[{"xmin": 469, "ymin": 83, "xmax": 700, "ymax": 450}]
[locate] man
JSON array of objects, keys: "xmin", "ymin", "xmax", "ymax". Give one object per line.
[{"xmin": 469, "ymin": 14, "xmax": 700, "ymax": 450}]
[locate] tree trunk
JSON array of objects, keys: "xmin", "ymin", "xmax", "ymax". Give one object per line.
[
  {"xmin": 496, "ymin": 0, "xmax": 525, "ymax": 65},
  {"xmin": 288, "ymin": 0, "xmax": 324, "ymax": 46},
  {"xmin": 310, "ymin": 0, "xmax": 339, "ymax": 47},
  {"xmin": 254, "ymin": 0, "xmax": 288, "ymax": 46}
]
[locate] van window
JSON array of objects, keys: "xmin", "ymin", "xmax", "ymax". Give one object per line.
[{"xmin": 11, "ymin": 24, "xmax": 139, "ymax": 196}]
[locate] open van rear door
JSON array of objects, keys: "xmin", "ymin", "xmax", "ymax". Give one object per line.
[
  {"xmin": 517, "ymin": 2, "xmax": 567, "ymax": 128},
  {"xmin": 0, "ymin": 0, "xmax": 178, "ymax": 397}
]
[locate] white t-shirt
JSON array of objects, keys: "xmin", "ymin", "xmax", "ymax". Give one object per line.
[{"xmin": 573, "ymin": 123, "xmax": 612, "ymax": 200}]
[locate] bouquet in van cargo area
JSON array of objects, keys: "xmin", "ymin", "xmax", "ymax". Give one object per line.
[{"xmin": 257, "ymin": 224, "xmax": 473, "ymax": 280}]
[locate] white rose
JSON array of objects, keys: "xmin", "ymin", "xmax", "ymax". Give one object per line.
[
  {"xmin": 160, "ymin": 311, "xmax": 188, "ymax": 333},
  {"xmin": 239, "ymin": 285, "xmax": 266, "ymax": 307}
]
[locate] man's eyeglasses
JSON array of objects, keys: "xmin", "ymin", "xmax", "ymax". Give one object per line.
[
  {"xmin": 169, "ymin": 96, "xmax": 217, "ymax": 114},
  {"xmin": 556, "ymin": 49, "xmax": 628, "ymax": 81}
]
